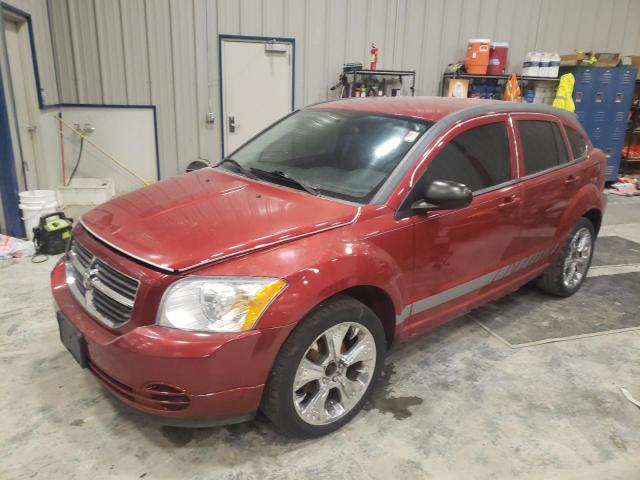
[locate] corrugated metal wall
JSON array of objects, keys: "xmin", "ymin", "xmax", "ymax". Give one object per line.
[{"xmin": 35, "ymin": 0, "xmax": 640, "ymax": 177}]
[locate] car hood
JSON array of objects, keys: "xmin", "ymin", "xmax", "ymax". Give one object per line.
[{"xmin": 80, "ymin": 169, "xmax": 359, "ymax": 272}]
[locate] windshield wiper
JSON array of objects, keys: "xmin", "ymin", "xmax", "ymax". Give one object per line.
[
  {"xmin": 249, "ymin": 168, "xmax": 320, "ymax": 196},
  {"xmin": 215, "ymin": 157, "xmax": 259, "ymax": 180}
]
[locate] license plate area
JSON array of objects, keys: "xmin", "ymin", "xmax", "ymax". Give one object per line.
[{"xmin": 57, "ymin": 312, "xmax": 88, "ymax": 368}]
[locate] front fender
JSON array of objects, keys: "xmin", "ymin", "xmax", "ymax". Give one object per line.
[
  {"xmin": 192, "ymin": 224, "xmax": 413, "ymax": 332},
  {"xmin": 261, "ymin": 237, "xmax": 409, "ymax": 330}
]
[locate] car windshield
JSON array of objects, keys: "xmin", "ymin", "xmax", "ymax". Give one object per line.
[{"xmin": 221, "ymin": 109, "xmax": 432, "ymax": 203}]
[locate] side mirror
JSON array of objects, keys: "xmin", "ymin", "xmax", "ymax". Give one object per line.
[{"xmin": 411, "ymin": 180, "xmax": 472, "ymax": 212}]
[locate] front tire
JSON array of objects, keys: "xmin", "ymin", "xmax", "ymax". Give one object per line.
[
  {"xmin": 261, "ymin": 295, "xmax": 386, "ymax": 437},
  {"xmin": 535, "ymin": 217, "xmax": 595, "ymax": 297}
]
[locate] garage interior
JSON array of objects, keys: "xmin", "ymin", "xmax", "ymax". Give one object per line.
[{"xmin": 1, "ymin": 0, "xmax": 640, "ymax": 479}]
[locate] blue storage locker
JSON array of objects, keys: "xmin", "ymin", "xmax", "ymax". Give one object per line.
[
  {"xmin": 571, "ymin": 67, "xmax": 596, "ymax": 132},
  {"xmin": 562, "ymin": 66, "xmax": 637, "ymax": 181}
]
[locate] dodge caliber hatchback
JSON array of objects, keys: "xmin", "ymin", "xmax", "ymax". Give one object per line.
[{"xmin": 52, "ymin": 97, "xmax": 606, "ymax": 437}]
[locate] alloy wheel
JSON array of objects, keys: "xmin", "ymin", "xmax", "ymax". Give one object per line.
[
  {"xmin": 292, "ymin": 322, "xmax": 376, "ymax": 426},
  {"xmin": 562, "ymin": 227, "xmax": 592, "ymax": 289}
]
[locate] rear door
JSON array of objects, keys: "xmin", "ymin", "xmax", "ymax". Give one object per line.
[
  {"xmin": 512, "ymin": 113, "xmax": 580, "ymax": 258},
  {"xmin": 405, "ymin": 115, "xmax": 525, "ymax": 336}
]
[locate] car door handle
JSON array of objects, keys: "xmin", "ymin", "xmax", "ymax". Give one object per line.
[
  {"xmin": 564, "ymin": 175, "xmax": 580, "ymax": 185},
  {"xmin": 498, "ymin": 196, "xmax": 521, "ymax": 210}
]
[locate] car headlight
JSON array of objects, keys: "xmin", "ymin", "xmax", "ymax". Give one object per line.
[{"xmin": 157, "ymin": 277, "xmax": 287, "ymax": 332}]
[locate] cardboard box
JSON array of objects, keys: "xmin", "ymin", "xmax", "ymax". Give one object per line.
[
  {"xmin": 595, "ymin": 53, "xmax": 620, "ymax": 67},
  {"xmin": 445, "ymin": 78, "xmax": 469, "ymax": 98},
  {"xmin": 560, "ymin": 52, "xmax": 589, "ymax": 66},
  {"xmin": 628, "ymin": 56, "xmax": 640, "ymax": 79}
]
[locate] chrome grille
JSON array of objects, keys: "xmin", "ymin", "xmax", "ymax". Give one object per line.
[{"xmin": 66, "ymin": 238, "xmax": 139, "ymax": 328}]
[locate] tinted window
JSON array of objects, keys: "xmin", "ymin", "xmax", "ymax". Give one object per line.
[
  {"xmin": 226, "ymin": 109, "xmax": 431, "ymax": 203},
  {"xmin": 519, "ymin": 120, "xmax": 569, "ymax": 174},
  {"xmin": 421, "ymin": 122, "xmax": 511, "ymax": 192},
  {"xmin": 565, "ymin": 126, "xmax": 587, "ymax": 159}
]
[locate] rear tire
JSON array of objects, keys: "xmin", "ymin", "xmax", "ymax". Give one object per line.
[
  {"xmin": 261, "ymin": 295, "xmax": 386, "ymax": 438},
  {"xmin": 535, "ymin": 217, "xmax": 595, "ymax": 297}
]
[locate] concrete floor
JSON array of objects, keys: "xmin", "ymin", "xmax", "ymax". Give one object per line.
[{"xmin": 1, "ymin": 193, "xmax": 640, "ymax": 480}]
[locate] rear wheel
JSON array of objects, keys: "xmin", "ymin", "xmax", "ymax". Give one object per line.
[
  {"xmin": 261, "ymin": 295, "xmax": 386, "ymax": 437},
  {"xmin": 536, "ymin": 217, "xmax": 595, "ymax": 297}
]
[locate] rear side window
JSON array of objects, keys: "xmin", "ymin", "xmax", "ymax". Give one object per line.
[
  {"xmin": 565, "ymin": 126, "xmax": 587, "ymax": 159},
  {"xmin": 518, "ymin": 120, "xmax": 570, "ymax": 174},
  {"xmin": 422, "ymin": 122, "xmax": 512, "ymax": 192}
]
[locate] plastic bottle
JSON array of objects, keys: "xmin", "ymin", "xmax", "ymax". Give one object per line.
[
  {"xmin": 522, "ymin": 52, "xmax": 532, "ymax": 76},
  {"xmin": 524, "ymin": 89, "xmax": 535, "ymax": 103},
  {"xmin": 370, "ymin": 43, "xmax": 378, "ymax": 70},
  {"xmin": 549, "ymin": 53, "xmax": 560, "ymax": 78},
  {"xmin": 539, "ymin": 52, "xmax": 551, "ymax": 77},
  {"xmin": 530, "ymin": 52, "xmax": 541, "ymax": 77}
]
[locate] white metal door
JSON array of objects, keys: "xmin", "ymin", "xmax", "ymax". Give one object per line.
[
  {"xmin": 221, "ymin": 39, "xmax": 293, "ymax": 155},
  {"xmin": 3, "ymin": 19, "xmax": 42, "ymax": 190}
]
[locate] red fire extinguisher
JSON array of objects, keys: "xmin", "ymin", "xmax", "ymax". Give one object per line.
[{"xmin": 370, "ymin": 43, "xmax": 378, "ymax": 70}]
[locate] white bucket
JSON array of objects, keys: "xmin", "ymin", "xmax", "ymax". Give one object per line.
[
  {"xmin": 19, "ymin": 190, "xmax": 57, "ymax": 206},
  {"xmin": 18, "ymin": 190, "xmax": 59, "ymax": 240}
]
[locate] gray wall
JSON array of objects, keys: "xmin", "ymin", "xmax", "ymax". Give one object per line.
[{"xmin": 24, "ymin": 0, "xmax": 640, "ymax": 178}]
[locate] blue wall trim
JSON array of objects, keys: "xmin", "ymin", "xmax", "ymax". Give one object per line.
[
  {"xmin": 0, "ymin": 3, "xmax": 26, "ymax": 236},
  {"xmin": 218, "ymin": 34, "xmax": 296, "ymax": 157},
  {"xmin": 0, "ymin": 62, "xmax": 24, "ymax": 237}
]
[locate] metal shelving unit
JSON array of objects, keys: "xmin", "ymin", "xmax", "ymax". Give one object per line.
[
  {"xmin": 440, "ymin": 72, "xmax": 560, "ymax": 96},
  {"xmin": 621, "ymin": 80, "xmax": 640, "ymax": 173},
  {"xmin": 344, "ymin": 69, "xmax": 416, "ymax": 97}
]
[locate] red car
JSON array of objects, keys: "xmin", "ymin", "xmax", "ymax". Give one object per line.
[{"xmin": 52, "ymin": 97, "xmax": 606, "ymax": 437}]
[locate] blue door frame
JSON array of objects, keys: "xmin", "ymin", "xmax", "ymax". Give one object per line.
[
  {"xmin": 0, "ymin": 2, "xmax": 32, "ymax": 237},
  {"xmin": 0, "ymin": 62, "xmax": 23, "ymax": 237}
]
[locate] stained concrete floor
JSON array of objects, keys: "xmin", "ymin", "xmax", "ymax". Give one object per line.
[{"xmin": 2, "ymin": 193, "xmax": 640, "ymax": 480}]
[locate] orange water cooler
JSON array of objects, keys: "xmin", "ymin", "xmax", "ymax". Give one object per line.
[{"xmin": 465, "ymin": 39, "xmax": 490, "ymax": 75}]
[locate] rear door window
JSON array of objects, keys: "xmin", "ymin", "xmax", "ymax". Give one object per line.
[
  {"xmin": 518, "ymin": 120, "xmax": 569, "ymax": 174},
  {"xmin": 421, "ymin": 122, "xmax": 512, "ymax": 192},
  {"xmin": 565, "ymin": 126, "xmax": 587, "ymax": 159}
]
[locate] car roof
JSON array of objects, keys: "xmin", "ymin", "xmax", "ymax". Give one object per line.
[{"xmin": 307, "ymin": 96, "xmax": 579, "ymax": 126}]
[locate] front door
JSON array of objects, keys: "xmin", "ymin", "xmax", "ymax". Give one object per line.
[
  {"xmin": 2, "ymin": 16, "xmax": 42, "ymax": 190},
  {"xmin": 405, "ymin": 116, "xmax": 526, "ymax": 336},
  {"xmin": 221, "ymin": 37, "xmax": 293, "ymax": 155}
]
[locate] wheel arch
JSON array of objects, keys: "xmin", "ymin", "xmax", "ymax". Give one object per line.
[
  {"xmin": 338, "ymin": 285, "xmax": 397, "ymax": 348},
  {"xmin": 582, "ymin": 208, "xmax": 602, "ymax": 235},
  {"xmin": 554, "ymin": 183, "xmax": 604, "ymax": 245}
]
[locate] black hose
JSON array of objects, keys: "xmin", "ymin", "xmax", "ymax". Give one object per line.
[
  {"xmin": 66, "ymin": 137, "xmax": 85, "ymax": 186},
  {"xmin": 31, "ymin": 252, "xmax": 48, "ymax": 263}
]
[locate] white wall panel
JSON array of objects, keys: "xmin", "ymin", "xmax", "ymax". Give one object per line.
[
  {"xmin": 39, "ymin": 106, "xmax": 157, "ymax": 192},
  {"xmin": 169, "ymin": 0, "xmax": 199, "ymax": 171},
  {"xmin": 194, "ymin": 0, "xmax": 218, "ymax": 163},
  {"xmin": 263, "ymin": 0, "xmax": 285, "ymax": 36},
  {"xmin": 67, "ymin": 0, "xmax": 102, "ymax": 103},
  {"xmin": 44, "ymin": 0, "xmax": 640, "ymax": 178},
  {"xmin": 284, "ymin": 0, "xmax": 306, "ymax": 108},
  {"xmin": 240, "ymin": 0, "xmax": 262, "ymax": 35},
  {"xmin": 94, "ymin": 0, "xmax": 126, "ymax": 104},
  {"xmin": 623, "ymin": 0, "xmax": 640, "ymax": 54},
  {"xmin": 120, "ymin": 0, "xmax": 151, "ymax": 104},
  {"xmin": 48, "ymin": 0, "xmax": 79, "ymax": 102},
  {"xmin": 144, "ymin": 0, "xmax": 178, "ymax": 177}
]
